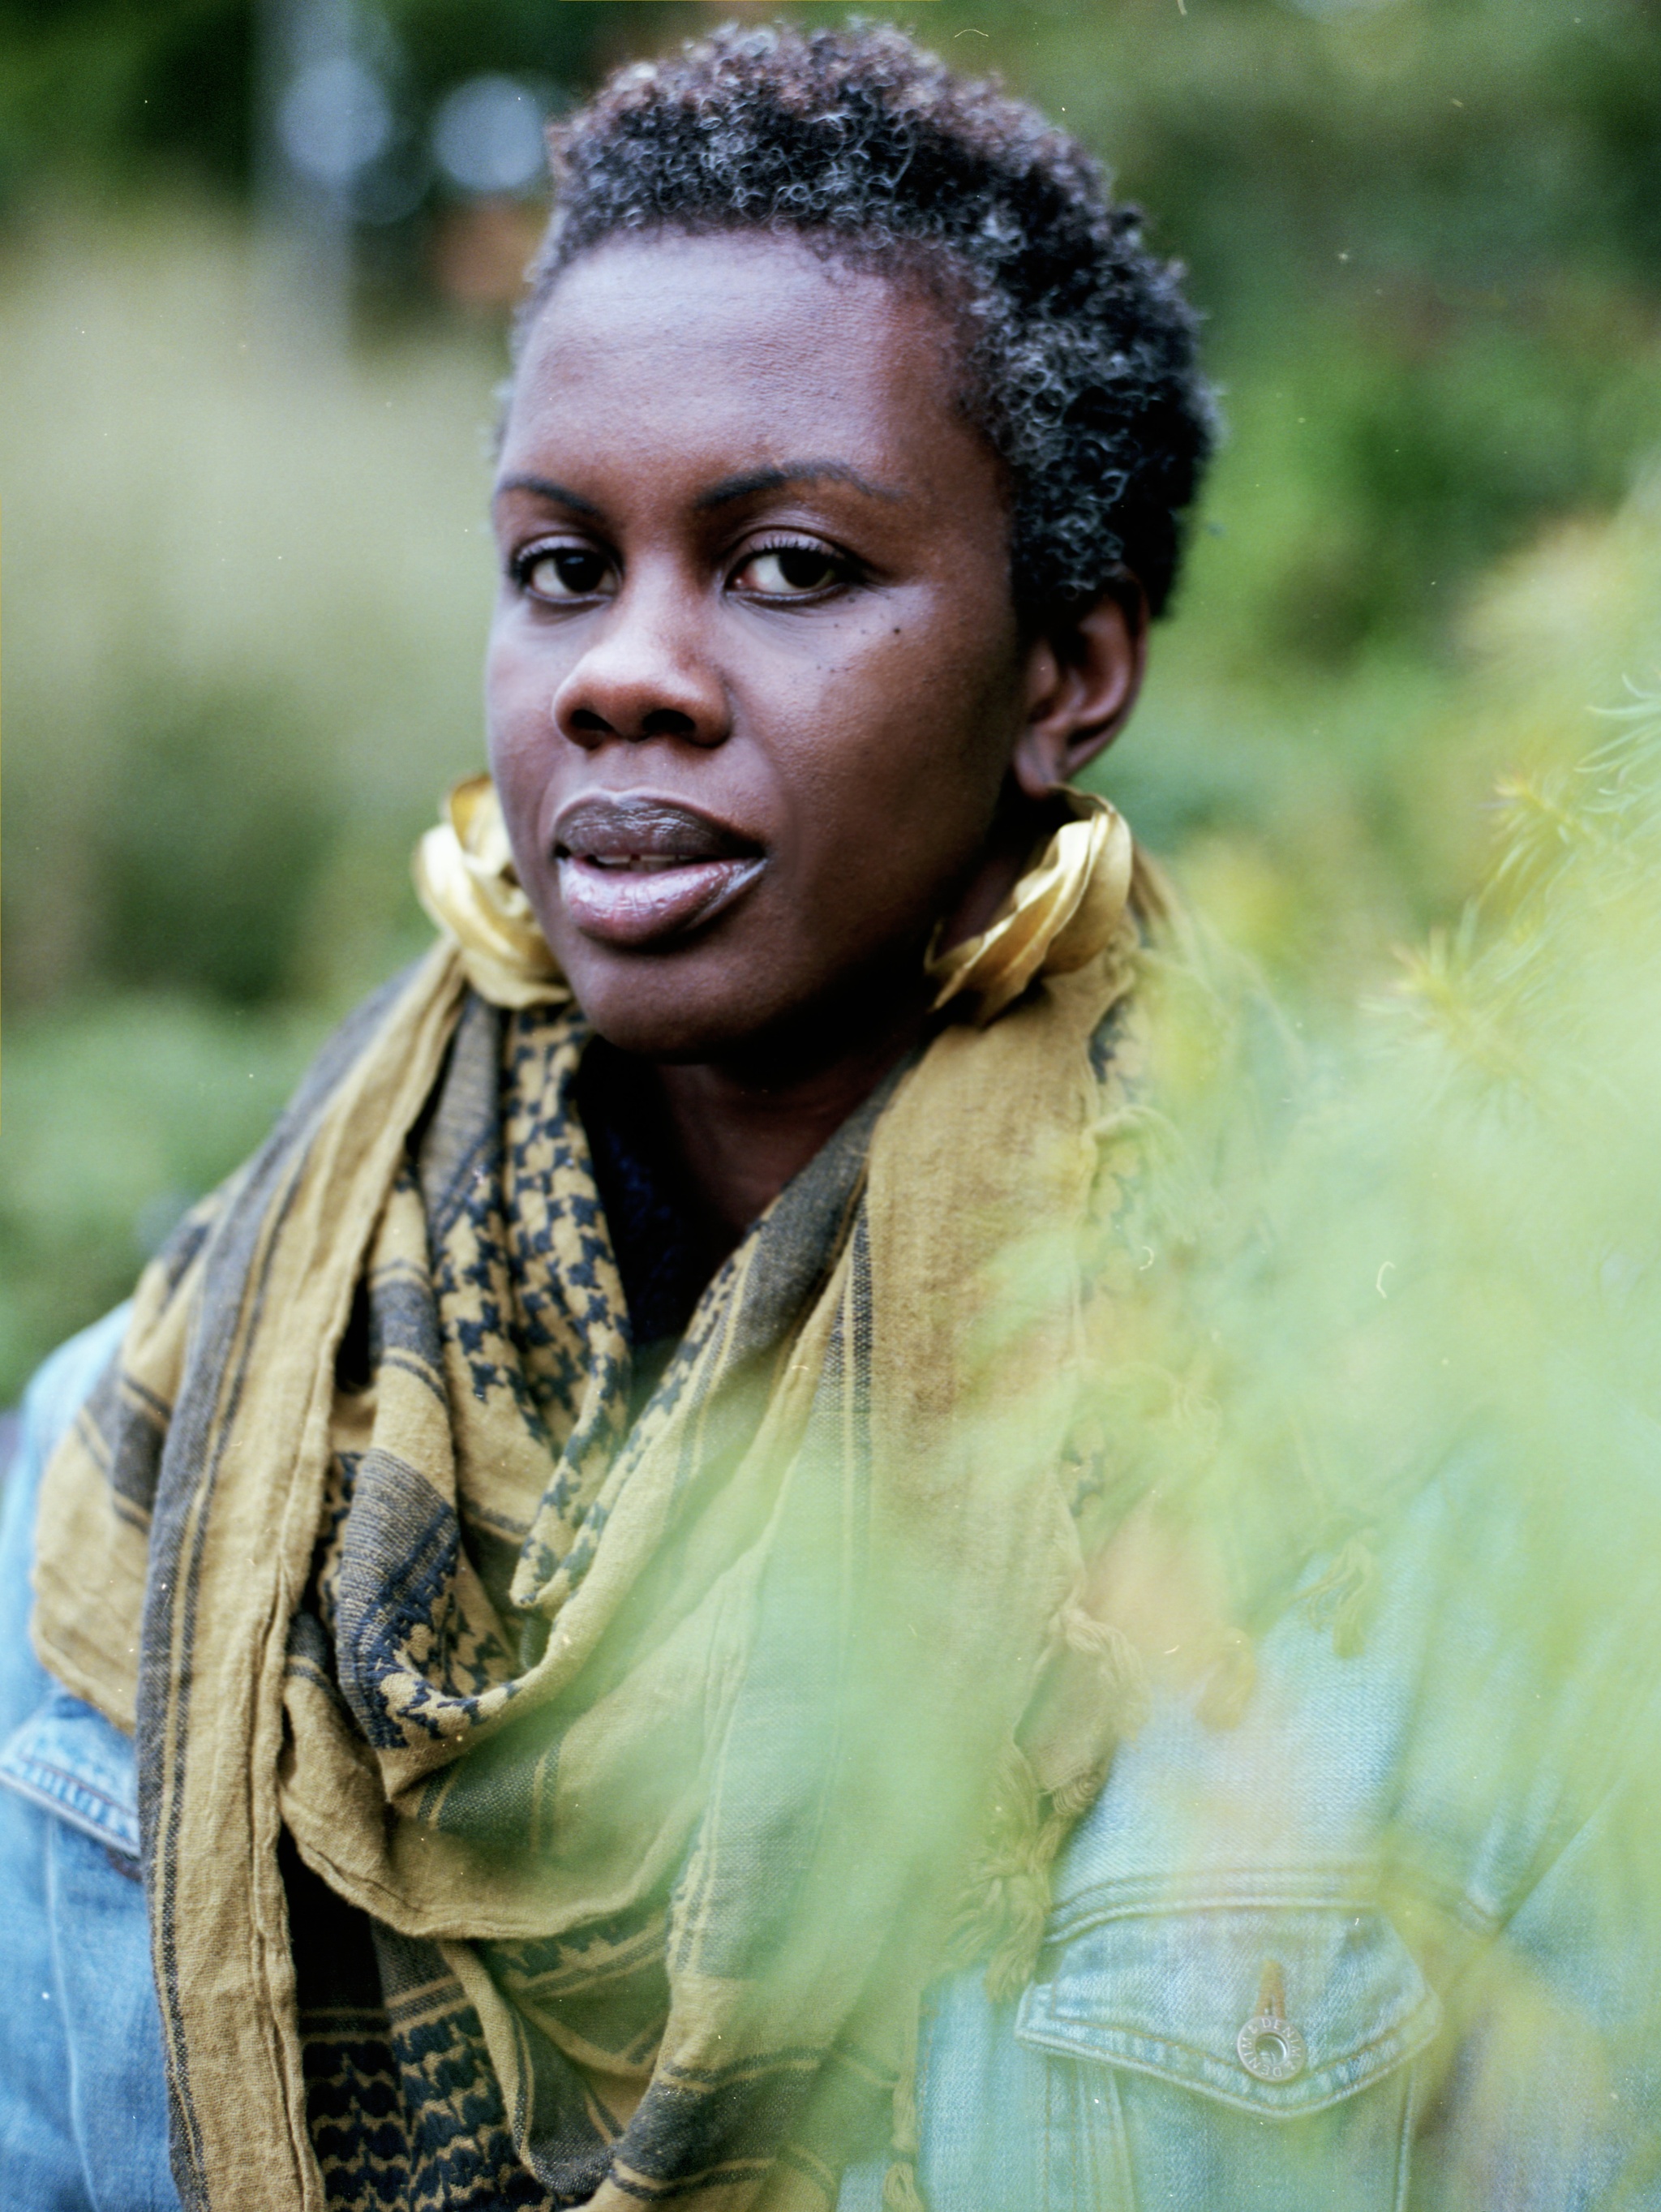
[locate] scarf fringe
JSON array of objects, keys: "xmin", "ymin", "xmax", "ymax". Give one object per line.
[
  {"xmin": 942, "ymin": 1592, "xmax": 1151, "ymax": 2010},
  {"xmin": 881, "ymin": 2016, "xmax": 926, "ymax": 2212},
  {"xmin": 1302, "ymin": 1533, "xmax": 1378, "ymax": 1657}
]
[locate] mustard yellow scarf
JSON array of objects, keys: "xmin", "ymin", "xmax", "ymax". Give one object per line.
[{"xmin": 32, "ymin": 786, "xmax": 1151, "ymax": 2212}]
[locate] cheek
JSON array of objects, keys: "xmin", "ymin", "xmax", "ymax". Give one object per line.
[
  {"xmin": 775, "ymin": 612, "xmax": 1021, "ymax": 883},
  {"xmin": 483, "ymin": 617, "xmax": 564, "ymax": 890},
  {"xmin": 484, "ymin": 614, "xmax": 543, "ymax": 751},
  {"xmin": 485, "ymin": 611, "xmax": 563, "ymax": 767}
]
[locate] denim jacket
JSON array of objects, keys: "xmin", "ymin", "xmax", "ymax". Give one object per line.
[{"xmin": 4, "ymin": 1315, "xmax": 1659, "ymax": 2211}]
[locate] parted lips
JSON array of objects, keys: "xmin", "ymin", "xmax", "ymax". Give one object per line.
[{"xmin": 552, "ymin": 792, "xmax": 767, "ymax": 947}]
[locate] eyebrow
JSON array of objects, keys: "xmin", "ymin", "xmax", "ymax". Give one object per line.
[
  {"xmin": 693, "ymin": 460, "xmax": 901, "ymax": 511},
  {"xmin": 493, "ymin": 473, "xmax": 604, "ymax": 519},
  {"xmin": 492, "ymin": 458, "xmax": 902, "ymax": 522}
]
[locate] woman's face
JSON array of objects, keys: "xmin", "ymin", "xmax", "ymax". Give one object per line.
[{"xmin": 487, "ymin": 230, "xmax": 1032, "ymax": 1064}]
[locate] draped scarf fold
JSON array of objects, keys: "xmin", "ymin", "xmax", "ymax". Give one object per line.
[{"xmin": 31, "ymin": 915, "xmax": 1149, "ymax": 2212}]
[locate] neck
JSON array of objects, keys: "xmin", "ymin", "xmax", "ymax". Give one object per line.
[
  {"xmin": 649, "ymin": 800, "xmax": 1041, "ymax": 1250},
  {"xmin": 651, "ymin": 994, "xmax": 928, "ymax": 1252}
]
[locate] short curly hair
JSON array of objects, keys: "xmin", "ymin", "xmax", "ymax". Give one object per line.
[{"xmin": 517, "ymin": 20, "xmax": 1214, "ymax": 622}]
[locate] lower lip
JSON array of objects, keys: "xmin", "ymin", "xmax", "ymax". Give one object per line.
[{"xmin": 557, "ymin": 855, "xmax": 766, "ymax": 947}]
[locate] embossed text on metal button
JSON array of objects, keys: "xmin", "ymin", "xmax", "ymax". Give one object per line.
[{"xmin": 1237, "ymin": 1959, "xmax": 1307, "ymax": 2083}]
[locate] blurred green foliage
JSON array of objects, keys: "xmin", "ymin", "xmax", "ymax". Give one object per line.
[
  {"xmin": 4, "ymin": 0, "xmax": 1661, "ymax": 1397},
  {"xmin": 0, "ymin": 0, "xmax": 620, "ymax": 202},
  {"xmin": 0, "ymin": 994, "xmax": 338, "ymax": 1391}
]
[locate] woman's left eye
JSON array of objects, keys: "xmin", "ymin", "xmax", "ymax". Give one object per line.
[{"xmin": 732, "ymin": 544, "xmax": 848, "ymax": 597}]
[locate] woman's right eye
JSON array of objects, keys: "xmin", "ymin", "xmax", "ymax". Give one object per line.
[{"xmin": 519, "ymin": 547, "xmax": 616, "ymax": 600}]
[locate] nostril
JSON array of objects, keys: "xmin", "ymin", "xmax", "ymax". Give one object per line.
[
  {"xmin": 564, "ymin": 705, "xmax": 701, "ymax": 744},
  {"xmin": 637, "ymin": 707, "xmax": 697, "ymax": 741}
]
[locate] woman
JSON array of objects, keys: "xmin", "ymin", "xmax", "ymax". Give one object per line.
[{"xmin": 2, "ymin": 23, "xmax": 1656, "ymax": 2212}]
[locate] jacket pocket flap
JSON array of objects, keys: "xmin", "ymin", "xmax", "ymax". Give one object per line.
[
  {"xmin": 1015, "ymin": 1902, "xmax": 1439, "ymax": 2118},
  {"xmin": 0, "ymin": 1685, "xmax": 140, "ymax": 1859}
]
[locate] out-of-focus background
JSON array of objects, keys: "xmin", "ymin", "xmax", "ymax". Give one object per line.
[{"xmin": 3, "ymin": 0, "xmax": 1661, "ymax": 1400}]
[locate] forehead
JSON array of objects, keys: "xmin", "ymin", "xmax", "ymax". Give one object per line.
[{"xmin": 501, "ymin": 232, "xmax": 978, "ymax": 492}]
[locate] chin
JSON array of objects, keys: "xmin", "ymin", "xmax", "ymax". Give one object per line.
[{"xmin": 560, "ymin": 951, "xmax": 783, "ymax": 1063}]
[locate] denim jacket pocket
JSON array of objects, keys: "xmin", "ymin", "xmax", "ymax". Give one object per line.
[
  {"xmin": 1018, "ymin": 1896, "xmax": 1440, "ymax": 2115},
  {"xmin": 1013, "ymin": 1897, "xmax": 1441, "ymax": 2210},
  {"xmin": 0, "ymin": 1682, "xmax": 142, "ymax": 1862}
]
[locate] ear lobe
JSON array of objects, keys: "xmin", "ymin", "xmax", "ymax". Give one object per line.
[{"xmin": 1011, "ymin": 582, "xmax": 1148, "ymax": 802}]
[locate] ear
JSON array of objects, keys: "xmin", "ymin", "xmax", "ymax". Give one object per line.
[{"xmin": 1010, "ymin": 578, "xmax": 1149, "ymax": 802}]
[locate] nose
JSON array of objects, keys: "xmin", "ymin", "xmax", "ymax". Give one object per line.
[{"xmin": 552, "ymin": 570, "xmax": 729, "ymax": 752}]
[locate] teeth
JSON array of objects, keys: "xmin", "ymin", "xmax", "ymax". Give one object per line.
[{"xmin": 583, "ymin": 854, "xmax": 698, "ymax": 872}]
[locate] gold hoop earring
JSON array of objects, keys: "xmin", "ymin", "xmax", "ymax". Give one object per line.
[
  {"xmin": 925, "ymin": 791, "xmax": 1135, "ymax": 1027},
  {"xmin": 414, "ymin": 775, "xmax": 568, "ymax": 1009}
]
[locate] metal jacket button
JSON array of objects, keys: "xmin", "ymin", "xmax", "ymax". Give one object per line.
[{"xmin": 1237, "ymin": 1960, "xmax": 1307, "ymax": 2083}]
